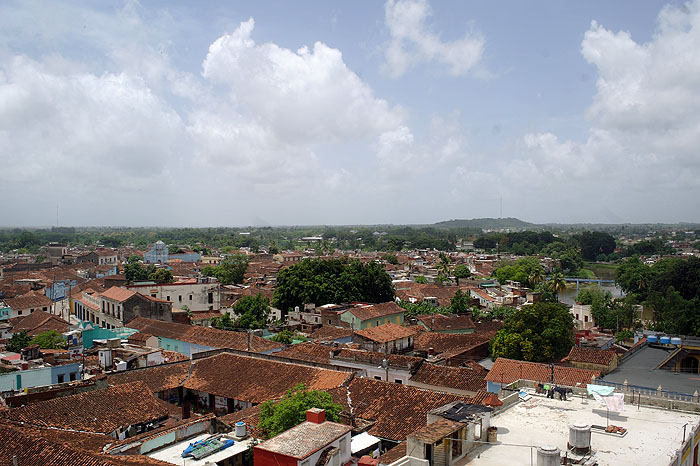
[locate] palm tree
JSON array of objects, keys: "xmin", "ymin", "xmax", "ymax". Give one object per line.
[
  {"xmin": 528, "ymin": 266, "xmax": 545, "ymax": 289},
  {"xmin": 436, "ymin": 253, "xmax": 452, "ymax": 285},
  {"xmin": 548, "ymin": 272, "xmax": 567, "ymax": 301}
]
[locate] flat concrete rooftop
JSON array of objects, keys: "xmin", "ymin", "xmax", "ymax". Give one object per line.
[
  {"xmin": 147, "ymin": 433, "xmax": 255, "ymax": 466},
  {"xmin": 460, "ymin": 393, "xmax": 700, "ymax": 466}
]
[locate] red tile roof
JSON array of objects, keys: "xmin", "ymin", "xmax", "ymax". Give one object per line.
[
  {"xmin": 329, "ymin": 377, "xmax": 476, "ymax": 441},
  {"xmin": 347, "ymin": 302, "xmax": 405, "ymax": 321},
  {"xmin": 409, "ymin": 363, "xmax": 486, "ymax": 393},
  {"xmin": 414, "ymin": 331, "xmax": 496, "ymax": 354},
  {"xmin": 485, "ymin": 357, "xmax": 600, "ymax": 387},
  {"xmin": 256, "ymin": 420, "xmax": 351, "ymax": 459},
  {"xmin": 183, "ymin": 352, "xmax": 351, "ymax": 404},
  {"xmin": 0, "ymin": 421, "xmax": 173, "ymax": 466},
  {"xmin": 105, "ymin": 361, "xmax": 190, "ymax": 393},
  {"xmin": 127, "ymin": 317, "xmax": 283, "ymax": 353},
  {"xmin": 416, "ymin": 314, "xmax": 474, "ymax": 332},
  {"xmin": 101, "ymin": 286, "xmax": 137, "ymax": 303},
  {"xmin": 309, "ymin": 326, "xmax": 353, "ymax": 341},
  {"xmin": 355, "ymin": 323, "xmax": 417, "ymax": 343},
  {"xmin": 11, "ymin": 310, "xmax": 71, "ymax": 336},
  {"xmin": 2, "ymin": 381, "xmax": 170, "ymax": 435},
  {"xmin": 4, "ymin": 292, "xmax": 52, "ymax": 310},
  {"xmin": 564, "ymin": 346, "xmax": 618, "ymax": 366}
]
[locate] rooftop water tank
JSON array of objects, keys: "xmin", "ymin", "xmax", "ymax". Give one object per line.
[
  {"xmin": 671, "ymin": 337, "xmax": 682, "ymax": 345},
  {"xmin": 234, "ymin": 421, "xmax": 247, "ymax": 438},
  {"xmin": 568, "ymin": 423, "xmax": 591, "ymax": 452},
  {"xmin": 660, "ymin": 336, "xmax": 671, "ymax": 345},
  {"xmin": 537, "ymin": 445, "xmax": 560, "ymax": 466},
  {"xmin": 647, "ymin": 335, "xmax": 658, "ymax": 344}
]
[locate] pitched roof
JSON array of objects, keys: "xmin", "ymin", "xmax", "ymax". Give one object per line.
[
  {"xmin": 416, "ymin": 314, "xmax": 475, "ymax": 332},
  {"xmin": 105, "ymin": 361, "xmax": 190, "ymax": 393},
  {"xmin": 564, "ymin": 346, "xmax": 618, "ymax": 366},
  {"xmin": 414, "ymin": 330, "xmax": 496, "ymax": 354},
  {"xmin": 127, "ymin": 317, "xmax": 283, "ymax": 353},
  {"xmin": 309, "ymin": 326, "xmax": 353, "ymax": 341},
  {"xmin": 329, "ymin": 377, "xmax": 474, "ymax": 441},
  {"xmin": 348, "ymin": 302, "xmax": 405, "ymax": 321},
  {"xmin": 12, "ymin": 310, "xmax": 71, "ymax": 336},
  {"xmin": 183, "ymin": 352, "xmax": 351, "ymax": 404},
  {"xmin": 407, "ymin": 418, "xmax": 465, "ymax": 444},
  {"xmin": 256, "ymin": 421, "xmax": 352, "ymax": 459},
  {"xmin": 273, "ymin": 342, "xmax": 423, "ymax": 370},
  {"xmin": 2, "ymin": 381, "xmax": 169, "ymax": 434},
  {"xmin": 409, "ymin": 363, "xmax": 486, "ymax": 393},
  {"xmin": 4, "ymin": 292, "xmax": 52, "ymax": 310},
  {"xmin": 101, "ymin": 286, "xmax": 137, "ymax": 303},
  {"xmin": 0, "ymin": 421, "xmax": 173, "ymax": 466},
  {"xmin": 485, "ymin": 357, "xmax": 600, "ymax": 387},
  {"xmin": 355, "ymin": 323, "xmax": 417, "ymax": 343}
]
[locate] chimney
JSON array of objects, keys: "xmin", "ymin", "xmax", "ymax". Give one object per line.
[
  {"xmin": 428, "ymin": 347, "xmax": 434, "ymax": 356},
  {"xmin": 306, "ymin": 408, "xmax": 326, "ymax": 424}
]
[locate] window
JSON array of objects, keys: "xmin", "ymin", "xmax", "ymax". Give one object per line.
[
  {"xmin": 69, "ymin": 372, "xmax": 76, "ymax": 381},
  {"xmin": 179, "ymin": 295, "xmax": 182, "ymax": 302},
  {"xmin": 151, "ymin": 294, "xmax": 157, "ymax": 298},
  {"xmin": 374, "ymin": 376, "xmax": 382, "ymax": 380},
  {"xmin": 57, "ymin": 374, "xmax": 65, "ymax": 383},
  {"xmin": 395, "ymin": 379, "xmax": 403, "ymax": 384},
  {"xmin": 18, "ymin": 310, "xmax": 23, "ymax": 316},
  {"xmin": 167, "ymin": 296, "xmax": 171, "ymax": 301},
  {"xmin": 208, "ymin": 292, "xmax": 214, "ymax": 304},
  {"xmin": 584, "ymin": 315, "xmax": 589, "ymax": 322},
  {"xmin": 189, "ymin": 295, "xmax": 193, "ymax": 301}
]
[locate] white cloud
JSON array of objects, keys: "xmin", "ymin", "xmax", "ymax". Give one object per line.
[
  {"xmin": 383, "ymin": 0, "xmax": 484, "ymax": 77},
  {"xmin": 495, "ymin": 1, "xmax": 700, "ymax": 222}
]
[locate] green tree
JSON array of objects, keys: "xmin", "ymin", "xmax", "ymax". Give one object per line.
[
  {"xmin": 202, "ymin": 254, "xmax": 249, "ymax": 285},
  {"xmin": 29, "ymin": 330, "xmax": 67, "ymax": 349},
  {"xmin": 527, "ymin": 266, "xmax": 545, "ymax": 289},
  {"xmin": 493, "ymin": 257, "xmax": 542, "ymax": 286},
  {"xmin": 124, "ymin": 262, "xmax": 156, "ymax": 282},
  {"xmin": 273, "ymin": 258, "xmax": 394, "ymax": 314},
  {"xmin": 414, "ymin": 275, "xmax": 428, "ymax": 284},
  {"xmin": 450, "ymin": 289, "xmax": 471, "ymax": 314},
  {"xmin": 435, "ymin": 253, "xmax": 452, "ymax": 285},
  {"xmin": 453, "ymin": 264, "xmax": 471, "ymax": 285},
  {"xmin": 6, "ymin": 331, "xmax": 31, "ymax": 352},
  {"xmin": 381, "ymin": 253, "xmax": 399, "ymax": 265},
  {"xmin": 210, "ymin": 312, "xmax": 236, "ymax": 331},
  {"xmin": 258, "ymin": 383, "xmax": 343, "ymax": 439},
  {"xmin": 574, "ymin": 231, "xmax": 616, "ymax": 261},
  {"xmin": 271, "ymin": 330, "xmax": 295, "ymax": 345},
  {"xmin": 148, "ymin": 268, "xmax": 174, "ymax": 284},
  {"xmin": 547, "ymin": 273, "xmax": 567, "ymax": 301},
  {"xmin": 490, "ymin": 302, "xmax": 574, "ymax": 362},
  {"xmin": 233, "ymin": 294, "xmax": 271, "ymax": 329}
]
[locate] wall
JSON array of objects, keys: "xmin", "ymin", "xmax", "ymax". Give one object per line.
[
  {"xmin": 127, "ymin": 281, "xmax": 220, "ymax": 312},
  {"xmin": 254, "ymin": 449, "xmax": 298, "ymax": 466},
  {"xmin": 0, "ymin": 363, "xmax": 81, "ymax": 391}
]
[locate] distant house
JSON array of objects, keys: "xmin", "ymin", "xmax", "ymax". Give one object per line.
[
  {"xmin": 353, "ymin": 322, "xmax": 417, "ymax": 354},
  {"xmin": 416, "ymin": 314, "xmax": 475, "ymax": 334},
  {"xmin": 485, "ymin": 357, "xmax": 599, "ymax": 394},
  {"xmin": 254, "ymin": 409, "xmax": 352, "ymax": 466},
  {"xmin": 76, "ymin": 249, "xmax": 118, "ymax": 266},
  {"xmin": 340, "ymin": 302, "xmax": 405, "ymax": 329},
  {"xmin": 4, "ymin": 292, "xmax": 52, "ymax": 318},
  {"xmin": 143, "ymin": 240, "xmax": 168, "ymax": 264},
  {"xmin": 74, "ymin": 286, "xmax": 173, "ymax": 330},
  {"xmin": 563, "ymin": 346, "xmax": 619, "ymax": 375}
]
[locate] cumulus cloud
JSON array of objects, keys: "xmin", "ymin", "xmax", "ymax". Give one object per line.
[
  {"xmin": 191, "ymin": 17, "xmax": 409, "ymax": 186},
  {"xmin": 383, "ymin": 0, "xmax": 484, "ymax": 77},
  {"xmin": 497, "ymin": 1, "xmax": 700, "ymax": 222}
]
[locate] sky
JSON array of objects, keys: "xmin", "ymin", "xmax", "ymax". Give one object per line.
[{"xmin": 1, "ymin": 0, "xmax": 698, "ymax": 227}]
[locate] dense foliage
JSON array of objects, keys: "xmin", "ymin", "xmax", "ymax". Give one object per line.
[
  {"xmin": 492, "ymin": 257, "xmax": 545, "ymax": 288},
  {"xmin": 232, "ymin": 294, "xmax": 271, "ymax": 329},
  {"xmin": 30, "ymin": 330, "xmax": 67, "ymax": 349},
  {"xmin": 201, "ymin": 254, "xmax": 249, "ymax": 285},
  {"xmin": 273, "ymin": 258, "xmax": 394, "ymax": 313},
  {"xmin": 258, "ymin": 383, "xmax": 343, "ymax": 439},
  {"xmin": 6, "ymin": 331, "xmax": 30, "ymax": 352},
  {"xmin": 616, "ymin": 256, "xmax": 700, "ymax": 335},
  {"xmin": 572, "ymin": 231, "xmax": 616, "ymax": 261},
  {"xmin": 490, "ymin": 302, "xmax": 574, "ymax": 362}
]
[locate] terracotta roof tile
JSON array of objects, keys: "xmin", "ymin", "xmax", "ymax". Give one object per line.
[
  {"xmin": 127, "ymin": 317, "xmax": 283, "ymax": 353},
  {"xmin": 329, "ymin": 377, "xmax": 476, "ymax": 441},
  {"xmin": 256, "ymin": 420, "xmax": 352, "ymax": 459},
  {"xmin": 409, "ymin": 363, "xmax": 486, "ymax": 393},
  {"xmin": 348, "ymin": 302, "xmax": 405, "ymax": 321},
  {"xmin": 2, "ymin": 381, "xmax": 170, "ymax": 435},
  {"xmin": 183, "ymin": 352, "xmax": 351, "ymax": 404},
  {"xmin": 105, "ymin": 361, "xmax": 190, "ymax": 393},
  {"xmin": 4, "ymin": 292, "xmax": 52, "ymax": 310},
  {"xmin": 564, "ymin": 346, "xmax": 617, "ymax": 366},
  {"xmin": 12, "ymin": 310, "xmax": 71, "ymax": 336},
  {"xmin": 414, "ymin": 331, "xmax": 496, "ymax": 354},
  {"xmin": 355, "ymin": 323, "xmax": 417, "ymax": 343},
  {"xmin": 485, "ymin": 357, "xmax": 599, "ymax": 387},
  {"xmin": 416, "ymin": 314, "xmax": 474, "ymax": 332},
  {"xmin": 309, "ymin": 326, "xmax": 353, "ymax": 341},
  {"xmin": 377, "ymin": 441, "xmax": 406, "ymax": 464},
  {"xmin": 101, "ymin": 286, "xmax": 137, "ymax": 303}
]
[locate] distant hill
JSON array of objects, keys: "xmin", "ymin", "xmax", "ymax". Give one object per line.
[{"xmin": 432, "ymin": 217, "xmax": 537, "ymax": 229}]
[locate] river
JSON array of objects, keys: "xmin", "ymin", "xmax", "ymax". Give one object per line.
[{"xmin": 557, "ymin": 263, "xmax": 623, "ymax": 305}]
